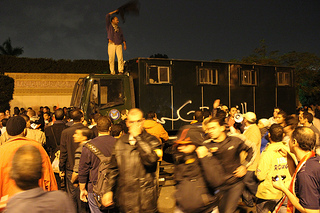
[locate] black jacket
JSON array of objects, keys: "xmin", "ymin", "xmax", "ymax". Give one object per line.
[
  {"xmin": 44, "ymin": 121, "xmax": 68, "ymax": 162},
  {"xmin": 59, "ymin": 123, "xmax": 84, "ymax": 171},
  {"xmin": 203, "ymin": 136, "xmax": 254, "ymax": 186},
  {"xmin": 106, "ymin": 130, "xmax": 161, "ymax": 213},
  {"xmin": 174, "ymin": 151, "xmax": 224, "ymax": 213}
]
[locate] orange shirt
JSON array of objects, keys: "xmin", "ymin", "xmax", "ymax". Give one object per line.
[{"xmin": 0, "ymin": 137, "xmax": 58, "ymax": 200}]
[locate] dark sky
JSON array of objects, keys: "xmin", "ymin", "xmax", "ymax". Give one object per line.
[{"xmin": 1, "ymin": 0, "xmax": 319, "ymax": 61}]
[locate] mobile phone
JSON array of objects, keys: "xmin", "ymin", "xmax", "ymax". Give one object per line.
[{"xmin": 272, "ymin": 175, "xmax": 286, "ymax": 181}]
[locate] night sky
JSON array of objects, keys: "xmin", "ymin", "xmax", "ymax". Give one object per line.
[{"xmin": 1, "ymin": 0, "xmax": 319, "ymax": 61}]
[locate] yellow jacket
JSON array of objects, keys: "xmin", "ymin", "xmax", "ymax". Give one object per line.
[
  {"xmin": 143, "ymin": 120, "xmax": 169, "ymax": 143},
  {"xmin": 255, "ymin": 142, "xmax": 292, "ymax": 200}
]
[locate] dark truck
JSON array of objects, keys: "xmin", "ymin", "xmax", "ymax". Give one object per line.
[{"xmin": 70, "ymin": 57, "xmax": 296, "ymax": 131}]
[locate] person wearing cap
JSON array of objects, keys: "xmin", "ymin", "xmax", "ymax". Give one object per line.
[
  {"xmin": 200, "ymin": 116, "xmax": 254, "ymax": 213},
  {"xmin": 0, "ymin": 116, "xmax": 57, "ymax": 209},
  {"xmin": 173, "ymin": 125, "xmax": 225, "ymax": 213},
  {"xmin": 241, "ymin": 112, "xmax": 261, "ymax": 207}
]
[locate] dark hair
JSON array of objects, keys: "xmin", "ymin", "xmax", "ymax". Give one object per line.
[
  {"xmin": 78, "ymin": 127, "xmax": 94, "ymax": 140},
  {"xmin": 291, "ymin": 126, "xmax": 316, "ymax": 151},
  {"xmin": 208, "ymin": 116, "xmax": 226, "ymax": 127},
  {"xmin": 302, "ymin": 112, "xmax": 313, "ymax": 124},
  {"xmin": 2, "ymin": 118, "xmax": 8, "ymax": 127},
  {"xmin": 285, "ymin": 115, "xmax": 298, "ymax": 130},
  {"xmin": 203, "ymin": 109, "xmax": 211, "ymax": 118},
  {"xmin": 278, "ymin": 110, "xmax": 287, "ymax": 119},
  {"xmin": 54, "ymin": 109, "xmax": 64, "ymax": 120},
  {"xmin": 96, "ymin": 116, "xmax": 112, "ymax": 133},
  {"xmin": 194, "ymin": 110, "xmax": 204, "ymax": 122},
  {"xmin": 269, "ymin": 124, "xmax": 284, "ymax": 142},
  {"xmin": 71, "ymin": 109, "xmax": 83, "ymax": 122},
  {"xmin": 20, "ymin": 114, "xmax": 30, "ymax": 122},
  {"xmin": 14, "ymin": 107, "xmax": 20, "ymax": 116},
  {"xmin": 10, "ymin": 145, "xmax": 42, "ymax": 190},
  {"xmin": 146, "ymin": 111, "xmax": 156, "ymax": 120},
  {"xmin": 111, "ymin": 124, "xmax": 123, "ymax": 137},
  {"xmin": 111, "ymin": 16, "xmax": 117, "ymax": 21}
]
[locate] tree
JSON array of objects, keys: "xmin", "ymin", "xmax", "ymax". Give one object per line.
[
  {"xmin": 241, "ymin": 39, "xmax": 280, "ymax": 65},
  {"xmin": 0, "ymin": 38, "xmax": 24, "ymax": 56},
  {"xmin": 280, "ymin": 51, "xmax": 320, "ymax": 105},
  {"xmin": 0, "ymin": 74, "xmax": 14, "ymax": 112},
  {"xmin": 240, "ymin": 40, "xmax": 320, "ymax": 106}
]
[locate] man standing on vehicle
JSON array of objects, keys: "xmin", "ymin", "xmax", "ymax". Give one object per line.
[
  {"xmin": 106, "ymin": 9, "xmax": 126, "ymax": 75},
  {"xmin": 101, "ymin": 108, "xmax": 162, "ymax": 212}
]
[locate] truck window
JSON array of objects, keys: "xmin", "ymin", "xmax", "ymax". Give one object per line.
[
  {"xmin": 99, "ymin": 79, "xmax": 124, "ymax": 109},
  {"xmin": 241, "ymin": 69, "xmax": 257, "ymax": 86},
  {"xmin": 147, "ymin": 65, "xmax": 171, "ymax": 84},
  {"xmin": 277, "ymin": 72, "xmax": 291, "ymax": 86},
  {"xmin": 70, "ymin": 78, "xmax": 85, "ymax": 108},
  {"xmin": 198, "ymin": 68, "xmax": 218, "ymax": 85}
]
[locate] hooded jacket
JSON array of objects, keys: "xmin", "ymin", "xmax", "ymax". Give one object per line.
[{"xmin": 143, "ymin": 119, "xmax": 169, "ymax": 143}]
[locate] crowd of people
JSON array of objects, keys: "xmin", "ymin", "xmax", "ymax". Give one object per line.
[{"xmin": 0, "ymin": 101, "xmax": 319, "ymax": 213}]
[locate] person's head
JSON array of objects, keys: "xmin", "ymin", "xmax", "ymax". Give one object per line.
[
  {"xmin": 268, "ymin": 124, "xmax": 284, "ymax": 142},
  {"xmin": 283, "ymin": 115, "xmax": 298, "ymax": 134},
  {"xmin": 275, "ymin": 110, "xmax": 287, "ymax": 126},
  {"xmin": 243, "ymin": 112, "xmax": 257, "ymax": 125},
  {"xmin": 258, "ymin": 118, "xmax": 270, "ymax": 129},
  {"xmin": 111, "ymin": 16, "xmax": 119, "ymax": 25},
  {"xmin": 290, "ymin": 126, "xmax": 316, "ymax": 153},
  {"xmin": 126, "ymin": 108, "xmax": 144, "ymax": 132},
  {"xmin": 0, "ymin": 112, "xmax": 5, "ymax": 121},
  {"xmin": 10, "ymin": 145, "xmax": 42, "ymax": 190},
  {"xmin": 205, "ymin": 117, "xmax": 227, "ymax": 142},
  {"xmin": 5, "ymin": 109, "xmax": 10, "ymax": 118},
  {"xmin": 193, "ymin": 110, "xmax": 204, "ymax": 122},
  {"xmin": 220, "ymin": 105, "xmax": 229, "ymax": 114},
  {"xmin": 54, "ymin": 109, "xmax": 64, "ymax": 120},
  {"xmin": 13, "ymin": 107, "xmax": 20, "ymax": 116},
  {"xmin": 71, "ymin": 109, "xmax": 84, "ymax": 123},
  {"xmin": 229, "ymin": 107, "xmax": 237, "ymax": 117},
  {"xmin": 273, "ymin": 107, "xmax": 281, "ymax": 117},
  {"xmin": 175, "ymin": 125, "xmax": 205, "ymax": 154},
  {"xmin": 43, "ymin": 106, "xmax": 50, "ymax": 113},
  {"xmin": 299, "ymin": 112, "xmax": 313, "ymax": 126},
  {"xmin": 90, "ymin": 113, "xmax": 102, "ymax": 125},
  {"xmin": 203, "ymin": 109, "xmax": 211, "ymax": 119},
  {"xmin": 53, "ymin": 106, "xmax": 57, "ymax": 111},
  {"xmin": 146, "ymin": 111, "xmax": 157, "ymax": 120},
  {"xmin": 6, "ymin": 116, "xmax": 26, "ymax": 137},
  {"xmin": 73, "ymin": 127, "xmax": 93, "ymax": 143},
  {"xmin": 26, "ymin": 109, "xmax": 36, "ymax": 118},
  {"xmin": 43, "ymin": 112, "xmax": 50, "ymax": 121},
  {"xmin": 96, "ymin": 116, "xmax": 112, "ymax": 133},
  {"xmin": 111, "ymin": 124, "xmax": 123, "ymax": 137},
  {"xmin": 2, "ymin": 118, "xmax": 8, "ymax": 127}
]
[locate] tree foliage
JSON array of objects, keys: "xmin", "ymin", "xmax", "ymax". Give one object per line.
[
  {"xmin": 0, "ymin": 38, "xmax": 24, "ymax": 56},
  {"xmin": 0, "ymin": 74, "xmax": 14, "ymax": 112},
  {"xmin": 239, "ymin": 39, "xmax": 320, "ymax": 106}
]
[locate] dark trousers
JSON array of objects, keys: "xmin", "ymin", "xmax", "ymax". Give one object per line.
[
  {"xmin": 242, "ymin": 171, "xmax": 259, "ymax": 206},
  {"xmin": 218, "ymin": 181, "xmax": 244, "ymax": 213},
  {"xmin": 66, "ymin": 170, "xmax": 89, "ymax": 213}
]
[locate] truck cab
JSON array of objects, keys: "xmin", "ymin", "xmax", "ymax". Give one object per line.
[{"xmin": 70, "ymin": 74, "xmax": 135, "ymax": 122}]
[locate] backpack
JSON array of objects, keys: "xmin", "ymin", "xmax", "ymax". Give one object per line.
[{"xmin": 84, "ymin": 142, "xmax": 114, "ymax": 211}]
